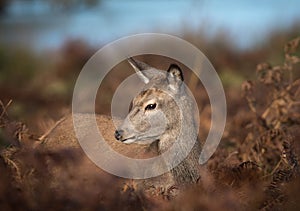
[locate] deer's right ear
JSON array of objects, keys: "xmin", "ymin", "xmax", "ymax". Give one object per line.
[{"xmin": 128, "ymin": 57, "xmax": 152, "ymax": 84}]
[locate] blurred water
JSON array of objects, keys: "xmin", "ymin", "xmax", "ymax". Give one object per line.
[{"xmin": 1, "ymin": 0, "xmax": 300, "ymax": 51}]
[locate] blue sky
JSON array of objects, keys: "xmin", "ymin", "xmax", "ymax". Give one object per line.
[{"xmin": 1, "ymin": 0, "xmax": 300, "ymax": 50}]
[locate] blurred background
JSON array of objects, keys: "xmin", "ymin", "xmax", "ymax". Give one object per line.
[{"xmin": 0, "ymin": 0, "xmax": 300, "ymax": 133}]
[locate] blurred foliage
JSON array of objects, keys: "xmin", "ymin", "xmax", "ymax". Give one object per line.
[
  {"xmin": 0, "ymin": 39, "xmax": 94, "ymax": 124},
  {"xmin": 0, "ymin": 36, "xmax": 299, "ymax": 211},
  {"xmin": 49, "ymin": 0, "xmax": 99, "ymax": 9},
  {"xmin": 0, "ymin": 3, "xmax": 299, "ymax": 209},
  {"xmin": 0, "ymin": 23, "xmax": 299, "ymax": 129},
  {"xmin": 0, "ymin": 47, "xmax": 37, "ymax": 87}
]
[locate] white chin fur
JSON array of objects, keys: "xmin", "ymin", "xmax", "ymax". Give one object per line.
[{"xmin": 123, "ymin": 139, "xmax": 136, "ymax": 144}]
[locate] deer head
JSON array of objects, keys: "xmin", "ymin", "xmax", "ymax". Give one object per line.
[{"xmin": 114, "ymin": 58, "xmax": 186, "ymax": 145}]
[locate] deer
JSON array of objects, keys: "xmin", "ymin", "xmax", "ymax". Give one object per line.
[
  {"xmin": 40, "ymin": 57, "xmax": 201, "ymax": 193},
  {"xmin": 114, "ymin": 58, "xmax": 201, "ymax": 185}
]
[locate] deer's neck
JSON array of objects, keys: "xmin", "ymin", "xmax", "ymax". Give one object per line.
[{"xmin": 158, "ymin": 97, "xmax": 201, "ymax": 185}]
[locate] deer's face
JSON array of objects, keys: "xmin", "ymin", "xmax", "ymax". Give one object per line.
[
  {"xmin": 114, "ymin": 58, "xmax": 184, "ymax": 144},
  {"xmin": 115, "ymin": 87, "xmax": 180, "ymax": 144}
]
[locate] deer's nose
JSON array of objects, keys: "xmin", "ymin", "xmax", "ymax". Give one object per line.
[{"xmin": 114, "ymin": 129, "xmax": 124, "ymax": 141}]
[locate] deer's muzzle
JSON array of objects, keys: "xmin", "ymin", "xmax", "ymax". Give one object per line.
[{"xmin": 114, "ymin": 129, "xmax": 124, "ymax": 141}]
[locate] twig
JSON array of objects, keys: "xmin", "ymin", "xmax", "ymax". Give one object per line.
[
  {"xmin": 4, "ymin": 157, "xmax": 22, "ymax": 182},
  {"xmin": 0, "ymin": 99, "xmax": 12, "ymax": 119},
  {"xmin": 38, "ymin": 117, "xmax": 66, "ymax": 142},
  {"xmin": 262, "ymin": 159, "xmax": 283, "ymax": 179}
]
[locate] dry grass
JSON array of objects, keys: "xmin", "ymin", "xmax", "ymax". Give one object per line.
[{"xmin": 0, "ymin": 37, "xmax": 300, "ymax": 210}]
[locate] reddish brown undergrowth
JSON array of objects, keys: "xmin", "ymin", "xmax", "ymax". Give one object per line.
[{"xmin": 0, "ymin": 37, "xmax": 300, "ymax": 210}]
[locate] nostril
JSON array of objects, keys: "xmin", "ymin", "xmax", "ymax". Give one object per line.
[{"xmin": 114, "ymin": 129, "xmax": 124, "ymax": 140}]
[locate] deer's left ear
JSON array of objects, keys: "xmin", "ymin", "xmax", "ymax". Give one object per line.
[{"xmin": 167, "ymin": 64, "xmax": 184, "ymax": 91}]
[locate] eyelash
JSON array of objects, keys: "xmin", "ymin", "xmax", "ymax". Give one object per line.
[{"xmin": 145, "ymin": 103, "xmax": 157, "ymax": 111}]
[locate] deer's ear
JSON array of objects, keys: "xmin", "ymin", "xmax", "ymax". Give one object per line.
[
  {"xmin": 128, "ymin": 57, "xmax": 152, "ymax": 84},
  {"xmin": 167, "ymin": 64, "xmax": 184, "ymax": 91}
]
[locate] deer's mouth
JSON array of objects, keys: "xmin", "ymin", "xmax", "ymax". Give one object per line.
[
  {"xmin": 121, "ymin": 135, "xmax": 159, "ymax": 145},
  {"xmin": 115, "ymin": 128, "xmax": 160, "ymax": 144},
  {"xmin": 115, "ymin": 129, "xmax": 137, "ymax": 144},
  {"xmin": 121, "ymin": 136, "xmax": 137, "ymax": 144}
]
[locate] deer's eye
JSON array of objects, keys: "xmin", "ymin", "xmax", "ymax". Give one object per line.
[{"xmin": 145, "ymin": 103, "xmax": 157, "ymax": 111}]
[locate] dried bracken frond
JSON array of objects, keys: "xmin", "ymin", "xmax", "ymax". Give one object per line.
[
  {"xmin": 227, "ymin": 161, "xmax": 262, "ymax": 186},
  {"xmin": 241, "ymin": 80, "xmax": 256, "ymax": 113},
  {"xmin": 256, "ymin": 62, "xmax": 283, "ymax": 86},
  {"xmin": 284, "ymin": 37, "xmax": 300, "ymax": 55},
  {"xmin": 243, "ymin": 38, "xmax": 300, "ymax": 129},
  {"xmin": 239, "ymin": 37, "xmax": 300, "ymax": 210}
]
